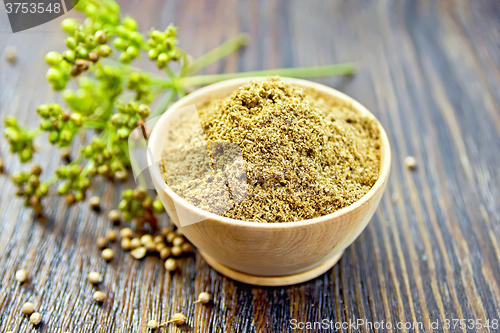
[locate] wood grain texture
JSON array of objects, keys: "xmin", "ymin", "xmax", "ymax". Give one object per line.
[{"xmin": 0, "ymin": 0, "xmax": 499, "ymax": 332}]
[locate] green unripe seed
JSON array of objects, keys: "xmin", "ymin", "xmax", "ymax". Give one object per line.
[
  {"xmin": 95, "ymin": 30, "xmax": 108, "ymax": 44},
  {"xmin": 20, "ymin": 148, "xmax": 33, "ymax": 163},
  {"xmin": 153, "ymin": 200, "xmax": 164, "ymax": 214},
  {"xmin": 76, "ymin": 46, "xmax": 89, "ymax": 59},
  {"xmin": 70, "ymin": 113, "xmax": 83, "ymax": 126},
  {"xmin": 98, "ymin": 45, "xmax": 112, "ymax": 57},
  {"xmin": 48, "ymin": 131, "xmax": 59, "ymax": 143},
  {"xmin": 123, "ymin": 17, "xmax": 138, "ymax": 31},
  {"xmin": 46, "ymin": 68, "xmax": 63, "ymax": 83},
  {"xmin": 66, "ymin": 37, "xmax": 77, "ymax": 50},
  {"xmin": 61, "ymin": 18, "xmax": 79, "ymax": 35},
  {"xmin": 119, "ymin": 52, "xmax": 131, "ymax": 64},
  {"xmin": 45, "ymin": 51, "xmax": 62, "ymax": 66},
  {"xmin": 126, "ymin": 46, "xmax": 139, "ymax": 58},
  {"xmin": 36, "ymin": 104, "xmax": 50, "ymax": 118},
  {"xmin": 63, "ymin": 50, "xmax": 76, "ymax": 62}
]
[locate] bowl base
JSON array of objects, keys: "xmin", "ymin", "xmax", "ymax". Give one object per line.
[{"xmin": 199, "ymin": 251, "xmax": 344, "ymax": 286}]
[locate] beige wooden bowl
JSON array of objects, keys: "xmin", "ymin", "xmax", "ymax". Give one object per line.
[{"xmin": 148, "ymin": 77, "xmax": 391, "ymax": 286}]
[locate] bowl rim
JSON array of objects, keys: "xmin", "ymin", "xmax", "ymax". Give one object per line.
[{"xmin": 148, "ymin": 76, "xmax": 391, "ymax": 229}]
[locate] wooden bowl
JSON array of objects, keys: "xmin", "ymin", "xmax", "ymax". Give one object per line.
[{"xmin": 148, "ymin": 77, "xmax": 391, "ymax": 286}]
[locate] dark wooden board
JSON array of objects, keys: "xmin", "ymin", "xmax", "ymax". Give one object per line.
[{"xmin": 1, "ymin": 0, "xmax": 499, "ymax": 332}]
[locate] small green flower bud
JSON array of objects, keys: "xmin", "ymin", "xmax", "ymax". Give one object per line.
[
  {"xmin": 61, "ymin": 18, "xmax": 79, "ymax": 35},
  {"xmin": 45, "ymin": 51, "xmax": 62, "ymax": 66}
]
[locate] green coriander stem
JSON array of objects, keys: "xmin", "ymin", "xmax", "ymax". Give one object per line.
[
  {"xmin": 186, "ymin": 33, "xmax": 250, "ymax": 75},
  {"xmin": 181, "ymin": 63, "xmax": 356, "ymax": 87}
]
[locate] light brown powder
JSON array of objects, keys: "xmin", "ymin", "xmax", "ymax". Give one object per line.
[{"xmin": 161, "ymin": 77, "xmax": 380, "ymax": 223}]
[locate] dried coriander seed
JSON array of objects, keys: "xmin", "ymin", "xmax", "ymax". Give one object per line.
[
  {"xmin": 147, "ymin": 320, "xmax": 159, "ymax": 329},
  {"xmin": 130, "ymin": 237, "xmax": 141, "ymax": 249},
  {"xmin": 160, "ymin": 247, "xmax": 171, "ymax": 260},
  {"xmin": 140, "ymin": 234, "xmax": 153, "ymax": 245},
  {"xmin": 15, "ymin": 269, "xmax": 28, "ymax": 283},
  {"xmin": 96, "ymin": 236, "xmax": 107, "ymax": 249},
  {"xmin": 181, "ymin": 243, "xmax": 194, "ymax": 253},
  {"xmin": 131, "ymin": 246, "xmax": 147, "ymax": 259},
  {"xmin": 93, "ymin": 291, "xmax": 105, "ymax": 302},
  {"xmin": 153, "ymin": 235, "xmax": 164, "ymax": 244},
  {"xmin": 21, "ymin": 302, "xmax": 35, "ymax": 315},
  {"xmin": 166, "ymin": 231, "xmax": 176, "ymax": 243},
  {"xmin": 156, "ymin": 242, "xmax": 166, "ymax": 252},
  {"xmin": 105, "ymin": 229, "xmax": 118, "ymax": 242},
  {"xmin": 164, "ymin": 258, "xmax": 177, "ymax": 272},
  {"xmin": 121, "ymin": 238, "xmax": 132, "ymax": 251},
  {"xmin": 172, "ymin": 236, "xmax": 184, "ymax": 246},
  {"xmin": 145, "ymin": 241, "xmax": 156, "ymax": 252},
  {"xmin": 87, "ymin": 271, "xmax": 101, "ymax": 284},
  {"xmin": 0, "ymin": 158, "xmax": 4, "ymax": 173},
  {"xmin": 405, "ymin": 156, "xmax": 417, "ymax": 169},
  {"xmin": 101, "ymin": 248, "xmax": 114, "ymax": 261},
  {"xmin": 5, "ymin": 45, "xmax": 17, "ymax": 63},
  {"xmin": 160, "ymin": 227, "xmax": 171, "ymax": 237},
  {"xmin": 171, "ymin": 245, "xmax": 182, "ymax": 257},
  {"xmin": 194, "ymin": 292, "xmax": 211, "ymax": 304},
  {"xmin": 89, "ymin": 196, "xmax": 101, "ymax": 210},
  {"xmin": 120, "ymin": 227, "xmax": 133, "ymax": 239},
  {"xmin": 165, "ymin": 312, "xmax": 186, "ymax": 325},
  {"xmin": 108, "ymin": 209, "xmax": 121, "ymax": 224},
  {"xmin": 30, "ymin": 312, "xmax": 42, "ymax": 325}
]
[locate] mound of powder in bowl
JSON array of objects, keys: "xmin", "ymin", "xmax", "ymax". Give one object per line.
[{"xmin": 161, "ymin": 77, "xmax": 380, "ymax": 223}]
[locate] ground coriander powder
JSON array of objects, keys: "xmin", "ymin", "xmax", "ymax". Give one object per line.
[{"xmin": 161, "ymin": 77, "xmax": 380, "ymax": 223}]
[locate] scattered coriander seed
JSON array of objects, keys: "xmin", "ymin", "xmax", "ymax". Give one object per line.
[
  {"xmin": 87, "ymin": 271, "xmax": 101, "ymax": 284},
  {"xmin": 120, "ymin": 227, "xmax": 133, "ymax": 239},
  {"xmin": 0, "ymin": 158, "xmax": 4, "ymax": 173},
  {"xmin": 147, "ymin": 319, "xmax": 159, "ymax": 329},
  {"xmin": 160, "ymin": 227, "xmax": 171, "ymax": 237},
  {"xmin": 171, "ymin": 245, "xmax": 182, "ymax": 257},
  {"xmin": 166, "ymin": 231, "xmax": 176, "ymax": 243},
  {"xmin": 15, "ymin": 269, "xmax": 28, "ymax": 283},
  {"xmin": 30, "ymin": 312, "xmax": 42, "ymax": 325},
  {"xmin": 89, "ymin": 196, "xmax": 101, "ymax": 211},
  {"xmin": 96, "ymin": 236, "xmax": 107, "ymax": 249},
  {"xmin": 5, "ymin": 45, "xmax": 17, "ymax": 63},
  {"xmin": 93, "ymin": 291, "xmax": 105, "ymax": 303},
  {"xmin": 165, "ymin": 312, "xmax": 186, "ymax": 325},
  {"xmin": 153, "ymin": 235, "xmax": 164, "ymax": 244},
  {"xmin": 181, "ymin": 243, "xmax": 194, "ymax": 254},
  {"xmin": 21, "ymin": 302, "xmax": 35, "ymax": 315},
  {"xmin": 108, "ymin": 209, "xmax": 121, "ymax": 224},
  {"xmin": 105, "ymin": 229, "xmax": 118, "ymax": 242},
  {"xmin": 404, "ymin": 156, "xmax": 417, "ymax": 169},
  {"xmin": 145, "ymin": 241, "xmax": 156, "ymax": 252},
  {"xmin": 101, "ymin": 248, "xmax": 114, "ymax": 261},
  {"xmin": 141, "ymin": 234, "xmax": 153, "ymax": 245},
  {"xmin": 60, "ymin": 147, "xmax": 71, "ymax": 163},
  {"xmin": 164, "ymin": 258, "xmax": 177, "ymax": 272},
  {"xmin": 391, "ymin": 193, "xmax": 399, "ymax": 202},
  {"xmin": 131, "ymin": 246, "xmax": 147, "ymax": 259},
  {"xmin": 160, "ymin": 247, "xmax": 171, "ymax": 260},
  {"xmin": 121, "ymin": 238, "xmax": 132, "ymax": 251},
  {"xmin": 156, "ymin": 242, "xmax": 166, "ymax": 252},
  {"xmin": 130, "ymin": 237, "xmax": 141, "ymax": 249},
  {"xmin": 172, "ymin": 236, "xmax": 184, "ymax": 246},
  {"xmin": 194, "ymin": 292, "xmax": 211, "ymax": 304}
]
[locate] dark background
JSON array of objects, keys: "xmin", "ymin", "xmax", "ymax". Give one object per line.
[{"xmin": 1, "ymin": 0, "xmax": 500, "ymax": 332}]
